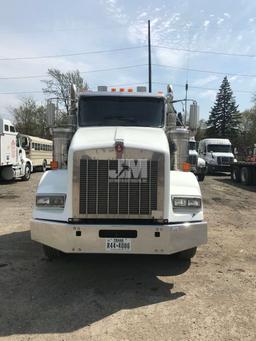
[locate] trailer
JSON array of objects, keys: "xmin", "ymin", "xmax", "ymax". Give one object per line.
[{"xmin": 231, "ymin": 145, "xmax": 256, "ymax": 185}]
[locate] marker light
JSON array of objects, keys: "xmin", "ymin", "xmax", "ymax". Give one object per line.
[
  {"xmin": 119, "ymin": 88, "xmax": 125, "ymax": 92},
  {"xmin": 182, "ymin": 162, "xmax": 191, "ymax": 172},
  {"xmin": 128, "ymin": 88, "xmax": 133, "ymax": 92},
  {"xmin": 50, "ymin": 160, "xmax": 58, "ymax": 170},
  {"xmin": 111, "ymin": 88, "xmax": 116, "ymax": 92}
]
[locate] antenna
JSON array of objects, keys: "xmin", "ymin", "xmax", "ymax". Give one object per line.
[{"xmin": 148, "ymin": 20, "xmax": 152, "ymax": 93}]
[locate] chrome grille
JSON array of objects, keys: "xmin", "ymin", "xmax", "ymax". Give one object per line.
[
  {"xmin": 79, "ymin": 159, "xmax": 158, "ymax": 216},
  {"xmin": 217, "ymin": 156, "xmax": 233, "ymax": 165}
]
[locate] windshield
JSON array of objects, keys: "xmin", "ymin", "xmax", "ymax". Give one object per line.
[
  {"xmin": 207, "ymin": 144, "xmax": 232, "ymax": 153},
  {"xmin": 189, "ymin": 141, "xmax": 196, "ymax": 150},
  {"xmin": 78, "ymin": 96, "xmax": 165, "ymax": 127}
]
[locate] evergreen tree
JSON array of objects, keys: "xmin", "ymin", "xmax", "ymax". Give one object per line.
[{"xmin": 207, "ymin": 76, "xmax": 241, "ymax": 139}]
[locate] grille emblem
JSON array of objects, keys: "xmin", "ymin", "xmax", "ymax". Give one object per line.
[{"xmin": 115, "ymin": 140, "xmax": 124, "ymax": 159}]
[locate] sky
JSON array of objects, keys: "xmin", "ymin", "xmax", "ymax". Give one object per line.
[{"xmin": 0, "ymin": 0, "xmax": 256, "ymax": 121}]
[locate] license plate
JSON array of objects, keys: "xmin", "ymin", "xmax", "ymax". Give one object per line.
[{"xmin": 105, "ymin": 238, "xmax": 131, "ymax": 252}]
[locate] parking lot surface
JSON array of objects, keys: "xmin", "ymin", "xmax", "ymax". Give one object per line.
[{"xmin": 0, "ymin": 173, "xmax": 255, "ymax": 340}]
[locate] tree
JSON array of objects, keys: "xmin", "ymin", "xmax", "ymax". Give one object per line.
[
  {"xmin": 42, "ymin": 69, "xmax": 88, "ymax": 114},
  {"xmin": 11, "ymin": 97, "xmax": 50, "ymax": 138},
  {"xmin": 232, "ymin": 107, "xmax": 256, "ymax": 158},
  {"xmin": 207, "ymin": 76, "xmax": 241, "ymax": 139},
  {"xmin": 195, "ymin": 119, "xmax": 207, "ymax": 141}
]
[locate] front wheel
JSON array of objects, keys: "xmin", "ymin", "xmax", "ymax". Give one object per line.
[
  {"xmin": 176, "ymin": 247, "xmax": 197, "ymax": 260},
  {"xmin": 231, "ymin": 167, "xmax": 241, "ymax": 182},
  {"xmin": 42, "ymin": 160, "xmax": 47, "ymax": 172},
  {"xmin": 241, "ymin": 167, "xmax": 252, "ymax": 185},
  {"xmin": 197, "ymin": 173, "xmax": 205, "ymax": 182},
  {"xmin": 22, "ymin": 163, "xmax": 31, "ymax": 181}
]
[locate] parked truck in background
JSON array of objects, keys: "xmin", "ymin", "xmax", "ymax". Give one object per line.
[
  {"xmin": 0, "ymin": 118, "xmax": 32, "ymax": 181},
  {"xmin": 231, "ymin": 144, "xmax": 256, "ymax": 185},
  {"xmin": 198, "ymin": 138, "xmax": 235, "ymax": 174},
  {"xmin": 31, "ymin": 85, "xmax": 207, "ymax": 261},
  {"xmin": 188, "ymin": 137, "xmax": 206, "ymax": 181}
]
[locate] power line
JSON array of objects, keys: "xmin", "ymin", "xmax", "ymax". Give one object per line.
[
  {"xmin": 1, "ymin": 62, "xmax": 256, "ymax": 81},
  {"xmin": 152, "ymin": 45, "xmax": 256, "ymax": 58},
  {"xmin": 0, "ymin": 82, "xmax": 253, "ymax": 96},
  {"xmin": 0, "ymin": 90, "xmax": 43, "ymax": 95},
  {"xmin": 153, "ymin": 63, "xmax": 256, "ymax": 78},
  {"xmin": 0, "ymin": 64, "xmax": 148, "ymax": 80},
  {"xmin": 0, "ymin": 44, "xmax": 255, "ymax": 64},
  {"xmin": 0, "ymin": 46, "xmax": 146, "ymax": 62},
  {"xmin": 152, "ymin": 81, "xmax": 254, "ymax": 94}
]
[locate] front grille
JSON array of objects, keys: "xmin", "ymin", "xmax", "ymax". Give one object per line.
[
  {"xmin": 217, "ymin": 157, "xmax": 233, "ymax": 165},
  {"xmin": 79, "ymin": 159, "xmax": 158, "ymax": 216},
  {"xmin": 188, "ymin": 155, "xmax": 197, "ymax": 166}
]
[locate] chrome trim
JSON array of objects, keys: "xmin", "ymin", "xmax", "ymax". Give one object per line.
[{"xmin": 73, "ymin": 148, "xmax": 164, "ymax": 219}]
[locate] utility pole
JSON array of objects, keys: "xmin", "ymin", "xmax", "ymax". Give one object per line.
[
  {"xmin": 148, "ymin": 20, "xmax": 152, "ymax": 93},
  {"xmin": 185, "ymin": 82, "xmax": 188, "ymax": 124}
]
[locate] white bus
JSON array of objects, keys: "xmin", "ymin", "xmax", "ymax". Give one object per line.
[{"xmin": 20, "ymin": 135, "xmax": 53, "ymax": 171}]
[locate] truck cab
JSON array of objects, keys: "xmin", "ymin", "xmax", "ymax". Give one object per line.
[
  {"xmin": 198, "ymin": 138, "xmax": 235, "ymax": 173},
  {"xmin": 31, "ymin": 87, "xmax": 207, "ymax": 260},
  {"xmin": 0, "ymin": 118, "xmax": 32, "ymax": 181}
]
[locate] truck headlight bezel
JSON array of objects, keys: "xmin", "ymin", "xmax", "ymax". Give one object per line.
[
  {"xmin": 36, "ymin": 194, "xmax": 66, "ymax": 208},
  {"xmin": 172, "ymin": 196, "xmax": 202, "ymax": 209}
]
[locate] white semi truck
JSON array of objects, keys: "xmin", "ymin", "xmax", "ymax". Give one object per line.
[
  {"xmin": 188, "ymin": 137, "xmax": 206, "ymax": 181},
  {"xmin": 31, "ymin": 86, "xmax": 207, "ymax": 260},
  {"xmin": 198, "ymin": 138, "xmax": 235, "ymax": 173},
  {"xmin": 0, "ymin": 118, "xmax": 32, "ymax": 181}
]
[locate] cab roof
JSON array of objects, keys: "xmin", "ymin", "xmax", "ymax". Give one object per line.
[{"xmin": 78, "ymin": 91, "xmax": 166, "ymax": 99}]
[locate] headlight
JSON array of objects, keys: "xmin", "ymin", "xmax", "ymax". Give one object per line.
[
  {"xmin": 172, "ymin": 197, "xmax": 201, "ymax": 209},
  {"xmin": 36, "ymin": 194, "xmax": 66, "ymax": 208}
]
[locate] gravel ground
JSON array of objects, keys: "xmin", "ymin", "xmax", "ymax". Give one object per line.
[{"xmin": 0, "ymin": 172, "xmax": 255, "ymax": 341}]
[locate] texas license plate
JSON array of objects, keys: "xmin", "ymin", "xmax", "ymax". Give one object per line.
[{"xmin": 105, "ymin": 238, "xmax": 131, "ymax": 252}]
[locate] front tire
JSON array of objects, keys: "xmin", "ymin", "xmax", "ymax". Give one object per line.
[
  {"xmin": 231, "ymin": 166, "xmax": 241, "ymax": 182},
  {"xmin": 43, "ymin": 245, "xmax": 61, "ymax": 260},
  {"xmin": 42, "ymin": 160, "xmax": 47, "ymax": 172},
  {"xmin": 22, "ymin": 163, "xmax": 31, "ymax": 181},
  {"xmin": 197, "ymin": 173, "xmax": 205, "ymax": 182},
  {"xmin": 176, "ymin": 247, "xmax": 197, "ymax": 260},
  {"xmin": 241, "ymin": 167, "xmax": 252, "ymax": 185}
]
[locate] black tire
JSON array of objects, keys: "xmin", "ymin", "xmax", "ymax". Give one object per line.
[
  {"xmin": 231, "ymin": 166, "xmax": 241, "ymax": 183},
  {"xmin": 176, "ymin": 247, "xmax": 197, "ymax": 260},
  {"xmin": 43, "ymin": 245, "xmax": 61, "ymax": 260},
  {"xmin": 197, "ymin": 173, "xmax": 205, "ymax": 182},
  {"xmin": 22, "ymin": 163, "xmax": 31, "ymax": 181},
  {"xmin": 241, "ymin": 167, "xmax": 252, "ymax": 185},
  {"xmin": 42, "ymin": 160, "xmax": 47, "ymax": 172},
  {"xmin": 205, "ymin": 163, "xmax": 211, "ymax": 175}
]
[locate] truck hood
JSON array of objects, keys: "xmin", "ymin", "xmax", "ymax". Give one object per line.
[
  {"xmin": 211, "ymin": 152, "xmax": 234, "ymax": 158},
  {"xmin": 70, "ymin": 126, "xmax": 170, "ymax": 154}
]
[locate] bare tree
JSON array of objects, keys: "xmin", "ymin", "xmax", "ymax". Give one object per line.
[{"xmin": 42, "ymin": 69, "xmax": 88, "ymax": 114}]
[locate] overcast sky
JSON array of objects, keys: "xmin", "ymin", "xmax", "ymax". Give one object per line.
[{"xmin": 0, "ymin": 0, "xmax": 256, "ymax": 120}]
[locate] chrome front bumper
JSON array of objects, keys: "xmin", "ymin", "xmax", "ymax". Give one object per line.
[{"xmin": 30, "ymin": 219, "xmax": 207, "ymax": 255}]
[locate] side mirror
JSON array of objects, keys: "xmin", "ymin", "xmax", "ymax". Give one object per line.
[{"xmin": 21, "ymin": 137, "xmax": 30, "ymax": 150}]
